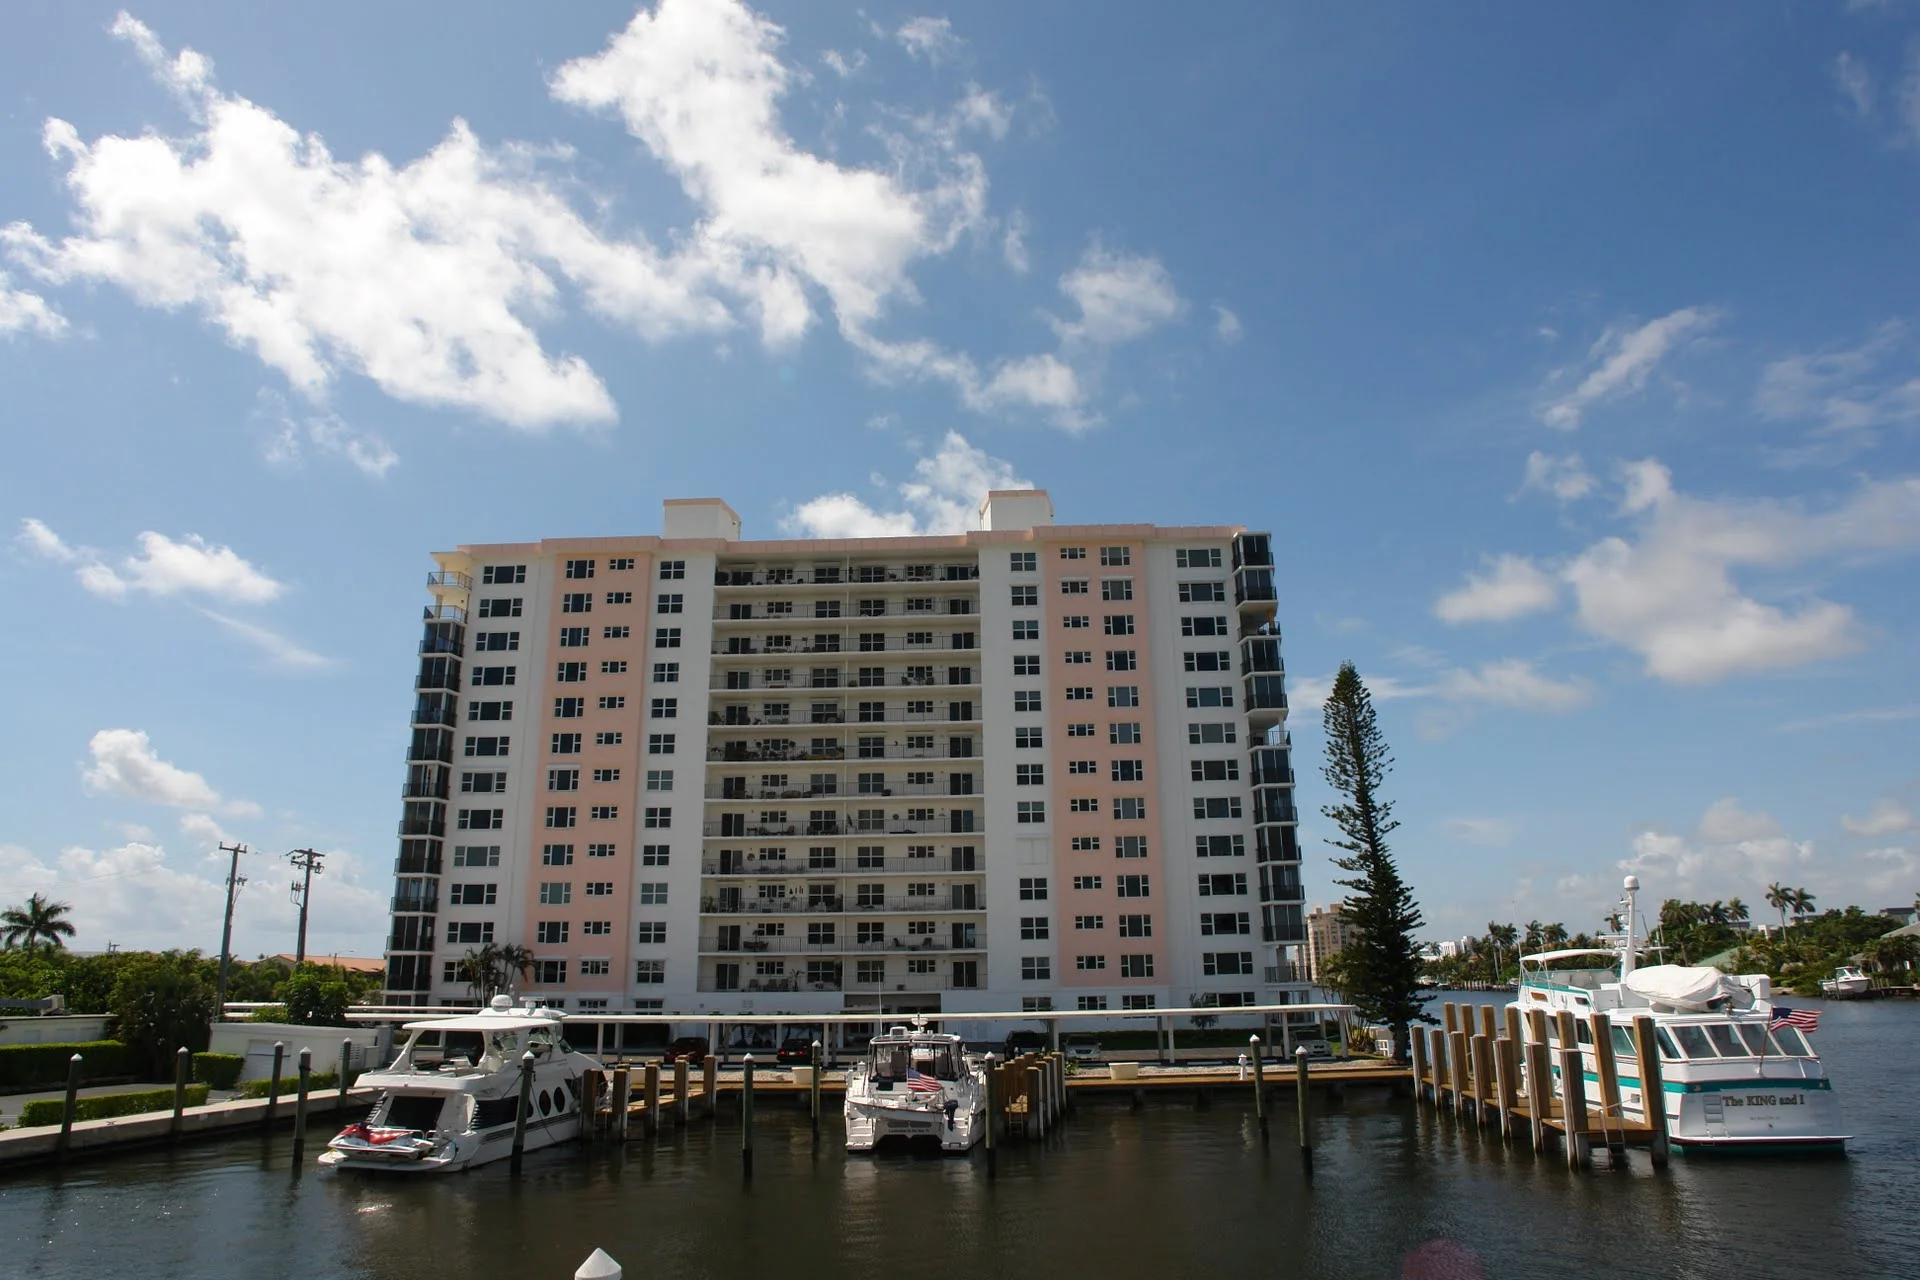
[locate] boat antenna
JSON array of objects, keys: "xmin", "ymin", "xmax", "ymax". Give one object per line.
[{"xmin": 1619, "ymin": 876, "xmax": 1639, "ymax": 977}]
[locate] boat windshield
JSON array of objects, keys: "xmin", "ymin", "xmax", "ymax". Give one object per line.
[
  {"xmin": 872, "ymin": 1041, "xmax": 960, "ymax": 1081},
  {"xmin": 1664, "ymin": 1021, "xmax": 1810, "ymax": 1059}
]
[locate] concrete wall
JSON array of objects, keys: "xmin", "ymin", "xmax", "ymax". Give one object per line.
[
  {"xmin": 0, "ymin": 1015, "xmax": 113, "ymax": 1046},
  {"xmin": 206, "ymin": 1022, "xmax": 393, "ymax": 1080}
]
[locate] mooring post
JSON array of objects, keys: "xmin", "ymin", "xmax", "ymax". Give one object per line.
[
  {"xmin": 643, "ymin": 1063, "xmax": 661, "ymax": 1139},
  {"xmin": 1028, "ymin": 1064, "xmax": 1045, "ymax": 1139},
  {"xmin": 1447, "ymin": 1027, "xmax": 1471, "ymax": 1118},
  {"xmin": 291, "ymin": 1047, "xmax": 312, "ymax": 1164},
  {"xmin": 337, "ymin": 1038, "xmax": 353, "ymax": 1114},
  {"xmin": 56, "ymin": 1052, "xmax": 82, "ymax": 1159},
  {"xmin": 741, "ymin": 1054, "xmax": 755, "ymax": 1179},
  {"xmin": 172, "ymin": 1046, "xmax": 190, "ymax": 1139},
  {"xmin": 810, "ymin": 1040, "xmax": 823, "ymax": 1138},
  {"xmin": 1523, "ymin": 1009, "xmax": 1552, "ymax": 1155},
  {"xmin": 1470, "ymin": 1033, "xmax": 1495, "ymax": 1130},
  {"xmin": 1503, "ymin": 1003, "xmax": 1523, "ymax": 1049},
  {"xmin": 1478, "ymin": 1003, "xmax": 1498, "ymax": 1044},
  {"xmin": 612, "ymin": 1066, "xmax": 631, "ymax": 1140},
  {"xmin": 1554, "ymin": 1011, "xmax": 1588, "ymax": 1170},
  {"xmin": 1250, "ymin": 1035, "xmax": 1269, "ymax": 1141},
  {"xmin": 1409, "ymin": 1027, "xmax": 1429, "ymax": 1106},
  {"xmin": 702, "ymin": 1054, "xmax": 718, "ymax": 1122},
  {"xmin": 1494, "ymin": 1035, "xmax": 1520, "ymax": 1142},
  {"xmin": 1429, "ymin": 1027, "xmax": 1451, "ymax": 1110},
  {"xmin": 1590, "ymin": 1011, "xmax": 1624, "ymax": 1165},
  {"xmin": 1441, "ymin": 1001, "xmax": 1459, "ymax": 1037},
  {"xmin": 510, "ymin": 1049, "xmax": 535, "ymax": 1175},
  {"xmin": 1294, "ymin": 1046, "xmax": 1312, "ymax": 1178},
  {"xmin": 575, "ymin": 1248, "xmax": 622, "ymax": 1280},
  {"xmin": 984, "ymin": 1053, "xmax": 999, "ymax": 1178},
  {"xmin": 668, "ymin": 1057, "xmax": 685, "ymax": 1128},
  {"xmin": 264, "ymin": 1042, "xmax": 285, "ymax": 1132},
  {"xmin": 1631, "ymin": 1015, "xmax": 1670, "ymax": 1168}
]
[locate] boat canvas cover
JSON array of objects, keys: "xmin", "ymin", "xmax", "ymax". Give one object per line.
[{"xmin": 1622, "ymin": 964, "xmax": 1752, "ymax": 1011}]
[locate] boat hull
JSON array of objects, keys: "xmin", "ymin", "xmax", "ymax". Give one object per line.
[
  {"xmin": 319, "ymin": 1112, "xmax": 582, "ymax": 1174},
  {"xmin": 844, "ymin": 1101, "xmax": 984, "ymax": 1153}
]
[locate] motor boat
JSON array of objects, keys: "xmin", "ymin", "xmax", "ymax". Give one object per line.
[
  {"xmin": 1820, "ymin": 966, "xmax": 1871, "ymax": 999},
  {"xmin": 842, "ymin": 1018, "xmax": 986, "ymax": 1153},
  {"xmin": 318, "ymin": 996, "xmax": 601, "ymax": 1173},
  {"xmin": 1509, "ymin": 876, "xmax": 1848, "ymax": 1153}
]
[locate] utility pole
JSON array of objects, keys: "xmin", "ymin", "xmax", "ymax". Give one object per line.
[
  {"xmin": 288, "ymin": 848, "xmax": 324, "ymax": 965},
  {"xmin": 215, "ymin": 842, "xmax": 251, "ymax": 1014}
]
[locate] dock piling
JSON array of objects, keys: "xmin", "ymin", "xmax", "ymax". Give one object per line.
[
  {"xmin": 1554, "ymin": 1011, "xmax": 1589, "ymax": 1170},
  {"xmin": 612, "ymin": 1067, "xmax": 631, "ymax": 1140},
  {"xmin": 1409, "ymin": 1029, "xmax": 1429, "ymax": 1106},
  {"xmin": 337, "ymin": 1039, "xmax": 353, "ymax": 1114},
  {"xmin": 1589, "ymin": 1011, "xmax": 1624, "ymax": 1164},
  {"xmin": 1428, "ymin": 1027, "xmax": 1450, "ymax": 1109},
  {"xmin": 642, "ymin": 1063, "xmax": 661, "ymax": 1139},
  {"xmin": 673, "ymin": 1057, "xmax": 690, "ymax": 1128},
  {"xmin": 1294, "ymin": 1047, "xmax": 1312, "ymax": 1178},
  {"xmin": 984, "ymin": 1053, "xmax": 998, "ymax": 1178},
  {"xmin": 1523, "ymin": 1011, "xmax": 1552, "ymax": 1156},
  {"xmin": 1249, "ymin": 1035, "xmax": 1268, "ymax": 1142},
  {"xmin": 1494, "ymin": 1034, "xmax": 1519, "ymax": 1142},
  {"xmin": 265, "ymin": 1042, "xmax": 285, "ymax": 1132},
  {"xmin": 1447, "ymin": 1027, "xmax": 1471, "ymax": 1117},
  {"xmin": 1028, "ymin": 1064, "xmax": 1045, "ymax": 1138},
  {"xmin": 810, "ymin": 1040, "xmax": 823, "ymax": 1138},
  {"xmin": 172, "ymin": 1046, "xmax": 189, "ymax": 1139},
  {"xmin": 575, "ymin": 1248, "xmax": 622, "ymax": 1280},
  {"xmin": 56, "ymin": 1053, "xmax": 81, "ymax": 1160},
  {"xmin": 1478, "ymin": 1004, "xmax": 1498, "ymax": 1043},
  {"xmin": 292, "ymin": 1048, "xmax": 311, "ymax": 1164},
  {"xmin": 702, "ymin": 1055, "xmax": 718, "ymax": 1122},
  {"xmin": 1632, "ymin": 1015, "xmax": 1670, "ymax": 1168},
  {"xmin": 510, "ymin": 1049, "xmax": 534, "ymax": 1176},
  {"xmin": 1470, "ymin": 1033, "xmax": 1495, "ymax": 1130},
  {"xmin": 741, "ymin": 1054, "xmax": 755, "ymax": 1179}
]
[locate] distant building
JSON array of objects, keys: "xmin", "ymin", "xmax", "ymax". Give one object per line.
[
  {"xmin": 1305, "ymin": 904, "xmax": 1358, "ymax": 984},
  {"xmin": 266, "ymin": 954, "xmax": 386, "ymax": 976},
  {"xmin": 1878, "ymin": 906, "xmax": 1918, "ymax": 927}
]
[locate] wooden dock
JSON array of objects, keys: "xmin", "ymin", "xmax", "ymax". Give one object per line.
[{"xmin": 1409, "ymin": 1000, "xmax": 1670, "ymax": 1170}]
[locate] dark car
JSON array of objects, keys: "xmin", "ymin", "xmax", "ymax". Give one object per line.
[
  {"xmin": 1004, "ymin": 1029, "xmax": 1049, "ymax": 1057},
  {"xmin": 662, "ymin": 1036, "xmax": 710, "ymax": 1063},
  {"xmin": 775, "ymin": 1036, "xmax": 819, "ymax": 1065}
]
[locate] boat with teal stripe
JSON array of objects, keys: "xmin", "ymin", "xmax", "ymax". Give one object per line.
[{"xmin": 1509, "ymin": 875, "xmax": 1848, "ymax": 1154}]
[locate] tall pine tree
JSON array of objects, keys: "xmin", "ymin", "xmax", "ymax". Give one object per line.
[{"xmin": 1321, "ymin": 661, "xmax": 1428, "ymax": 1061}]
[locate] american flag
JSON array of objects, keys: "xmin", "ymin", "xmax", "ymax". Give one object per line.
[
  {"xmin": 1771, "ymin": 1006, "xmax": 1820, "ymax": 1032},
  {"xmin": 905, "ymin": 1066, "xmax": 944, "ymax": 1093}
]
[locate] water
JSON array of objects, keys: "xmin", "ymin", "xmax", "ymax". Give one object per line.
[{"xmin": 5, "ymin": 997, "xmax": 1914, "ymax": 1280}]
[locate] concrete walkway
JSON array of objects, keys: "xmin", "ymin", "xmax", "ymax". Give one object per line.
[
  {"xmin": 0, "ymin": 1085, "xmax": 378, "ymax": 1166},
  {"xmin": 1, "ymin": 1081, "xmax": 242, "ymax": 1125}
]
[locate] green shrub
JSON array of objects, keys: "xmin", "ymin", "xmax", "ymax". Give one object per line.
[
  {"xmin": 247, "ymin": 1005, "xmax": 290, "ymax": 1024},
  {"xmin": 0, "ymin": 1041, "xmax": 139, "ymax": 1088},
  {"xmin": 191, "ymin": 1053, "xmax": 245, "ymax": 1090},
  {"xmin": 17, "ymin": 1085, "xmax": 209, "ymax": 1127}
]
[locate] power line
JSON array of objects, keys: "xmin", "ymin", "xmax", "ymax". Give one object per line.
[
  {"xmin": 214, "ymin": 842, "xmax": 250, "ymax": 1012},
  {"xmin": 288, "ymin": 848, "xmax": 324, "ymax": 965}
]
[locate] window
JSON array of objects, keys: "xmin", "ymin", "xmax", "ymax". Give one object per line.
[
  {"xmin": 539, "ymin": 881, "xmax": 572, "ymax": 905},
  {"xmin": 1067, "ymin": 761, "xmax": 1096, "ymax": 777},
  {"xmin": 461, "ymin": 771, "xmax": 507, "ymax": 793},
  {"xmin": 656, "ymin": 593, "xmax": 684, "ymax": 614},
  {"xmin": 1066, "ymin": 686, "xmax": 1093, "ymax": 701},
  {"xmin": 481, "ymin": 565, "xmax": 526, "ymax": 585},
  {"xmin": 565, "ymin": 558, "xmax": 596, "ymax": 580},
  {"xmin": 1201, "ymin": 912, "xmax": 1252, "ymax": 936},
  {"xmin": 650, "ymin": 697, "xmax": 677, "ymax": 718},
  {"xmin": 1198, "ymin": 873, "xmax": 1249, "ymax": 896},
  {"xmin": 589, "ymin": 842, "xmax": 617, "ymax": 858},
  {"xmin": 1078, "ymin": 996, "xmax": 1109, "ymax": 1011},
  {"xmin": 1012, "ymin": 619, "xmax": 1039, "ymax": 641},
  {"xmin": 474, "ymin": 631, "xmax": 519, "ymax": 652},
  {"xmin": 1121, "ymin": 993, "xmax": 1157, "ymax": 1010},
  {"xmin": 1076, "ymin": 954, "xmax": 1107, "ymax": 971},
  {"xmin": 643, "ymin": 807, "xmax": 671, "ymax": 828},
  {"xmin": 1102, "ymin": 723, "xmax": 1137, "ymax": 747},
  {"xmin": 1017, "ymin": 801, "xmax": 1047, "ymax": 824},
  {"xmin": 578, "ymin": 959, "xmax": 611, "ymax": 977},
  {"xmin": 635, "ymin": 960, "xmax": 666, "ymax": 985},
  {"xmin": 584, "ymin": 881, "xmax": 613, "ymax": 897},
  {"xmin": 1118, "ymin": 914, "xmax": 1152, "ymax": 938},
  {"xmin": 654, "ymin": 627, "xmax": 681, "ymax": 648},
  {"xmin": 604, "ymin": 625, "xmax": 630, "ymax": 639},
  {"xmin": 532, "ymin": 961, "xmax": 569, "ymax": 988},
  {"xmin": 639, "ymin": 882, "xmax": 668, "ymax": 905},
  {"xmin": 1182, "ymin": 616, "xmax": 1229, "ymax": 637},
  {"xmin": 1021, "ymin": 957, "xmax": 1052, "ymax": 981},
  {"xmin": 636, "ymin": 922, "xmax": 666, "ymax": 944},
  {"xmin": 605, "ymin": 592, "xmax": 633, "ymax": 605},
  {"xmin": 589, "ymin": 805, "xmax": 618, "ymax": 821},
  {"xmin": 1074, "ymin": 915, "xmax": 1105, "ymax": 931},
  {"xmin": 1202, "ymin": 951, "xmax": 1255, "ymax": 976},
  {"xmin": 1061, "ymin": 579, "xmax": 1089, "ymax": 596},
  {"xmin": 542, "ymin": 843, "xmax": 575, "ymax": 867},
  {"xmin": 1116, "ymin": 874, "xmax": 1150, "ymax": 898},
  {"xmin": 452, "ymin": 845, "xmax": 500, "ymax": 867},
  {"xmin": 1070, "ymin": 836, "xmax": 1101, "ymax": 851},
  {"xmin": 658, "ymin": 559, "xmax": 684, "ymax": 579},
  {"xmin": 1186, "ymin": 686, "xmax": 1234, "ymax": 708},
  {"xmin": 1073, "ymin": 875, "xmax": 1104, "ymax": 891},
  {"xmin": 549, "ymin": 767, "xmax": 580, "ymax": 791},
  {"xmin": 1069, "ymin": 797, "xmax": 1099, "ymax": 813},
  {"xmin": 1018, "ymin": 877, "xmax": 1049, "ymax": 901},
  {"xmin": 545, "ymin": 806, "xmax": 576, "ymax": 829},
  {"xmin": 645, "ymin": 769, "xmax": 673, "ymax": 791},
  {"xmin": 1067, "ymin": 722, "xmax": 1095, "ymax": 737},
  {"xmin": 463, "ymin": 736, "xmax": 510, "ymax": 758},
  {"xmin": 561, "ymin": 592, "xmax": 592, "ymax": 614},
  {"xmin": 1101, "ymin": 577, "xmax": 1134, "ymax": 601},
  {"xmin": 1115, "ymin": 797, "xmax": 1147, "ymax": 820},
  {"xmin": 1111, "ymin": 759, "xmax": 1144, "ymax": 782},
  {"xmin": 449, "ymin": 882, "xmax": 497, "ymax": 906},
  {"xmin": 1197, "ymin": 834, "xmax": 1247, "ymax": 858},
  {"xmin": 1010, "ymin": 551, "xmax": 1037, "ymax": 572},
  {"xmin": 601, "ymin": 660, "xmax": 628, "ymax": 675},
  {"xmin": 1194, "ymin": 797, "xmax": 1244, "ymax": 820},
  {"xmin": 648, "ymin": 733, "xmax": 676, "ymax": 755},
  {"xmin": 1116, "ymin": 836, "xmax": 1149, "ymax": 859},
  {"xmin": 1176, "ymin": 548, "xmax": 1223, "ymax": 569},
  {"xmin": 1189, "ymin": 722, "xmax": 1238, "ymax": 744},
  {"xmin": 445, "ymin": 922, "xmax": 495, "ymax": 946},
  {"xmin": 1010, "ymin": 585, "xmax": 1038, "ymax": 607},
  {"xmin": 1119, "ymin": 955, "xmax": 1155, "ymax": 979},
  {"xmin": 1014, "ymin": 690, "xmax": 1043, "ymax": 713},
  {"xmin": 1103, "ymin": 614, "xmax": 1135, "ymax": 636},
  {"xmin": 1062, "ymin": 615, "xmax": 1090, "ymax": 630},
  {"xmin": 1105, "ymin": 649, "xmax": 1137, "ymax": 672},
  {"xmin": 598, "ymin": 696, "xmax": 625, "ymax": 710},
  {"xmin": 1063, "ymin": 650, "xmax": 1092, "ymax": 665},
  {"xmin": 1016, "ymin": 763, "xmax": 1046, "ymax": 786},
  {"xmin": 1020, "ymin": 916, "xmax": 1050, "ymax": 940},
  {"xmin": 468, "ymin": 701, "xmax": 513, "ymax": 721},
  {"xmin": 1180, "ymin": 582, "xmax": 1227, "ymax": 603},
  {"xmin": 595, "ymin": 732, "xmax": 624, "ymax": 747},
  {"xmin": 477, "ymin": 597, "xmax": 523, "ymax": 619},
  {"xmin": 457, "ymin": 808, "xmax": 503, "ymax": 830},
  {"xmin": 1184, "ymin": 651, "xmax": 1232, "ymax": 672},
  {"xmin": 1108, "ymin": 686, "xmax": 1140, "ymax": 708},
  {"xmin": 554, "ymin": 697, "xmax": 585, "ymax": 719},
  {"xmin": 648, "ymin": 661, "xmax": 679, "ymax": 684},
  {"xmin": 1060, "ymin": 547, "xmax": 1086, "ymax": 560},
  {"xmin": 1015, "ymin": 726, "xmax": 1044, "ymax": 749},
  {"xmin": 641, "ymin": 844, "xmax": 670, "ymax": 865},
  {"xmin": 536, "ymin": 921, "xmax": 569, "ymax": 944},
  {"xmin": 1013, "ymin": 654, "xmax": 1041, "ymax": 676},
  {"xmin": 470, "ymin": 665, "xmax": 516, "ymax": 687},
  {"xmin": 1192, "ymin": 759, "xmax": 1242, "ymax": 782}
]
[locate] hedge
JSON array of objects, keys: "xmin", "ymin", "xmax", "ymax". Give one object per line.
[
  {"xmin": 18, "ymin": 1085, "xmax": 210, "ymax": 1127},
  {"xmin": 191, "ymin": 1053, "xmax": 245, "ymax": 1090},
  {"xmin": 0, "ymin": 1041, "xmax": 140, "ymax": 1088},
  {"xmin": 238, "ymin": 1068, "xmax": 361, "ymax": 1098}
]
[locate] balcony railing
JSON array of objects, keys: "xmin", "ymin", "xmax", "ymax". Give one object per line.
[
  {"xmin": 423, "ymin": 604, "xmax": 468, "ymax": 624},
  {"xmin": 391, "ymin": 894, "xmax": 440, "ymax": 914},
  {"xmin": 707, "ymin": 708, "xmax": 978, "ymax": 731},
  {"xmin": 703, "ymin": 857, "xmax": 981, "ymax": 875},
  {"xmin": 397, "ymin": 816, "xmax": 446, "ymax": 838},
  {"xmin": 703, "ymin": 817, "xmax": 976, "ymax": 838},
  {"xmin": 709, "ymin": 670, "xmax": 980, "ymax": 692},
  {"xmin": 705, "ymin": 781, "xmax": 975, "ymax": 801},
  {"xmin": 1234, "ymin": 568, "xmax": 1276, "ymax": 606},
  {"xmin": 699, "ymin": 935, "xmax": 982, "ymax": 954},
  {"xmin": 698, "ymin": 975, "xmax": 977, "ymax": 994},
  {"xmin": 427, "ymin": 570, "xmax": 473, "ymax": 591},
  {"xmin": 702, "ymin": 896, "xmax": 981, "ymax": 915},
  {"xmin": 401, "ymin": 777, "xmax": 449, "ymax": 801},
  {"xmin": 1262, "ymin": 965, "xmax": 1307, "ymax": 985},
  {"xmin": 411, "ymin": 700, "xmax": 457, "ymax": 729},
  {"xmin": 708, "ymin": 745, "xmax": 978, "ymax": 765},
  {"xmin": 714, "ymin": 566, "xmax": 978, "ymax": 588}
]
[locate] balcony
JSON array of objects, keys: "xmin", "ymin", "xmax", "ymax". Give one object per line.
[
  {"xmin": 703, "ymin": 856, "xmax": 981, "ymax": 875},
  {"xmin": 702, "ymin": 896, "xmax": 980, "ymax": 915},
  {"xmin": 709, "ymin": 669, "xmax": 980, "ymax": 692},
  {"xmin": 407, "ymin": 729, "xmax": 454, "ymax": 765},
  {"xmin": 427, "ymin": 569, "xmax": 473, "ymax": 591},
  {"xmin": 391, "ymin": 893, "xmax": 440, "ymax": 914},
  {"xmin": 1234, "ymin": 567, "xmax": 1277, "ymax": 607},
  {"xmin": 401, "ymin": 776, "xmax": 449, "ymax": 801},
  {"xmin": 714, "ymin": 564, "xmax": 978, "ymax": 589},
  {"xmin": 705, "ymin": 780, "xmax": 976, "ymax": 801},
  {"xmin": 1233, "ymin": 533, "xmax": 1273, "ymax": 571},
  {"xmin": 699, "ymin": 934, "xmax": 982, "ymax": 954},
  {"xmin": 1263, "ymin": 964, "xmax": 1308, "ymax": 985},
  {"xmin": 411, "ymin": 696, "xmax": 457, "ymax": 728},
  {"xmin": 415, "ymin": 657, "xmax": 462, "ymax": 693},
  {"xmin": 703, "ymin": 816, "xmax": 977, "ymax": 838},
  {"xmin": 423, "ymin": 604, "xmax": 468, "ymax": 624}
]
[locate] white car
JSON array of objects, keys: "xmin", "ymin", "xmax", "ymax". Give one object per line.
[{"xmin": 1063, "ymin": 1034, "xmax": 1101, "ymax": 1062}]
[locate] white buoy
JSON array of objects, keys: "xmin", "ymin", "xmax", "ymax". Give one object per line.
[{"xmin": 575, "ymin": 1248, "xmax": 622, "ymax": 1280}]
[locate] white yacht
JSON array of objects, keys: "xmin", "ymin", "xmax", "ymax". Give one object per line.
[
  {"xmin": 319, "ymin": 997, "xmax": 601, "ymax": 1173},
  {"xmin": 1511, "ymin": 876, "xmax": 1848, "ymax": 1153},
  {"xmin": 1820, "ymin": 966, "xmax": 1871, "ymax": 998},
  {"xmin": 843, "ymin": 1019, "xmax": 986, "ymax": 1153}
]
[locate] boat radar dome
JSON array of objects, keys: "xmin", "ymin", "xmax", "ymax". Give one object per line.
[
  {"xmin": 1623, "ymin": 875, "xmax": 1640, "ymax": 893},
  {"xmin": 490, "ymin": 995, "xmax": 513, "ymax": 1011}
]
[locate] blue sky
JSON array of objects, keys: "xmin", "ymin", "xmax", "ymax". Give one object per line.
[{"xmin": 2, "ymin": 1, "xmax": 1917, "ymax": 960}]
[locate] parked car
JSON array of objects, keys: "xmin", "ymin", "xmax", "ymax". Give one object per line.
[
  {"xmin": 1004, "ymin": 1029, "xmax": 1048, "ymax": 1057},
  {"xmin": 1295, "ymin": 1038, "xmax": 1333, "ymax": 1060},
  {"xmin": 1063, "ymin": 1033, "xmax": 1101, "ymax": 1062},
  {"xmin": 662, "ymin": 1036, "xmax": 710, "ymax": 1063},
  {"xmin": 775, "ymin": 1036, "xmax": 818, "ymax": 1065}
]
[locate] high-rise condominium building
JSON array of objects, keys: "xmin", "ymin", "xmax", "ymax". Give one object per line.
[{"xmin": 387, "ymin": 491, "xmax": 1306, "ymax": 1032}]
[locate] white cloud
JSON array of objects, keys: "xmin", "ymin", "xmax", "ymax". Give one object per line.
[
  {"xmin": 1001, "ymin": 209, "xmax": 1030, "ymax": 274},
  {"xmin": 1434, "ymin": 554, "xmax": 1559, "ymax": 623},
  {"xmin": 82, "ymin": 728, "xmax": 260, "ymax": 816},
  {"xmin": 1618, "ymin": 797, "xmax": 1814, "ymax": 899},
  {"xmin": 1835, "ymin": 52, "xmax": 1874, "ymax": 116},
  {"xmin": 1435, "ymin": 659, "xmax": 1593, "ymax": 712},
  {"xmin": 820, "ymin": 47, "xmax": 866, "ymax": 79},
  {"xmin": 200, "ymin": 610, "xmax": 339, "ymax": 672},
  {"xmin": 1520, "ymin": 450, "xmax": 1594, "ymax": 501},
  {"xmin": 259, "ymin": 394, "xmax": 398, "ymax": 478},
  {"xmin": 1755, "ymin": 321, "xmax": 1920, "ymax": 441},
  {"xmin": 896, "ymin": 16, "xmax": 964, "ymax": 66},
  {"xmin": 19, "ymin": 519, "xmax": 283, "ymax": 603},
  {"xmin": 1285, "ymin": 672, "xmax": 1450, "ymax": 713},
  {"xmin": 1842, "ymin": 798, "xmax": 1915, "ymax": 838},
  {"xmin": 1052, "ymin": 243, "xmax": 1184, "ymax": 346},
  {"xmin": 1540, "ymin": 306, "xmax": 1718, "ymax": 429},
  {"xmin": 178, "ymin": 811, "xmax": 235, "ymax": 849},
  {"xmin": 1778, "ymin": 704, "xmax": 1920, "ymax": 733},
  {"xmin": 1212, "ymin": 303, "xmax": 1243, "ymax": 344},
  {"xmin": 0, "ymin": 271, "xmax": 66, "ymax": 337},
  {"xmin": 784, "ymin": 430, "xmax": 1029, "ymax": 537}
]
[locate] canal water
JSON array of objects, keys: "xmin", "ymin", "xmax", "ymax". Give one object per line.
[{"xmin": 5, "ymin": 996, "xmax": 1914, "ymax": 1280}]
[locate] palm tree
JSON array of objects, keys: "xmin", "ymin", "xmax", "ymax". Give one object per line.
[
  {"xmin": 1864, "ymin": 934, "xmax": 1920, "ymax": 976},
  {"xmin": 1765, "ymin": 882, "xmax": 1792, "ymax": 933},
  {"xmin": 1541, "ymin": 922, "xmax": 1570, "ymax": 949},
  {"xmin": 1, "ymin": 894, "xmax": 76, "ymax": 955},
  {"xmin": 498, "ymin": 944, "xmax": 534, "ymax": 994},
  {"xmin": 1728, "ymin": 898, "xmax": 1749, "ymax": 927},
  {"xmin": 1790, "ymin": 887, "xmax": 1817, "ymax": 923},
  {"xmin": 458, "ymin": 943, "xmax": 535, "ymax": 1000}
]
